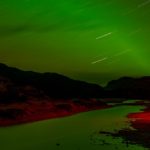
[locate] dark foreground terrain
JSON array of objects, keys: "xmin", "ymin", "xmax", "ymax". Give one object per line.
[
  {"xmin": 0, "ymin": 63, "xmax": 150, "ymax": 126},
  {"xmin": 0, "ymin": 63, "xmax": 107, "ymax": 126}
]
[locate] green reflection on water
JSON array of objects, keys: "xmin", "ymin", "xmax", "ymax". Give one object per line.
[{"xmin": 0, "ymin": 105, "xmax": 146, "ymax": 150}]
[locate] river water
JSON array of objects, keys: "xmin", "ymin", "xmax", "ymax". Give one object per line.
[{"xmin": 0, "ymin": 104, "xmax": 147, "ymax": 150}]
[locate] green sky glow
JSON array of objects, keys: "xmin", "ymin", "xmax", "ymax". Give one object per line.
[{"xmin": 0, "ymin": 0, "xmax": 150, "ymax": 85}]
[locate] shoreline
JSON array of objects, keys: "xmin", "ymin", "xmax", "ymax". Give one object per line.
[{"xmin": 0, "ymin": 102, "xmax": 109, "ymax": 127}]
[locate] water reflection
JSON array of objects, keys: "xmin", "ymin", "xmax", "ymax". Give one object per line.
[
  {"xmin": 96, "ymin": 100, "xmax": 150, "ymax": 149},
  {"xmin": 0, "ymin": 100, "xmax": 147, "ymax": 150}
]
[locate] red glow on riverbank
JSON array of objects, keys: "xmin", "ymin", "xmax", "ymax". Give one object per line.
[
  {"xmin": 128, "ymin": 111, "xmax": 150, "ymax": 123},
  {"xmin": 0, "ymin": 99, "xmax": 109, "ymax": 126}
]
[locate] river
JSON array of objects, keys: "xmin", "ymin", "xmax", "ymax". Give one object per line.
[{"xmin": 0, "ymin": 104, "xmax": 147, "ymax": 150}]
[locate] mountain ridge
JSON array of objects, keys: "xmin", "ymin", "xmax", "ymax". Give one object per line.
[
  {"xmin": 0, "ymin": 63, "xmax": 105, "ymax": 103},
  {"xmin": 0, "ymin": 63, "xmax": 150, "ymax": 126}
]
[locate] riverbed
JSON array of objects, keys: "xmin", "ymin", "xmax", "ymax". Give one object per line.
[{"xmin": 0, "ymin": 104, "xmax": 146, "ymax": 150}]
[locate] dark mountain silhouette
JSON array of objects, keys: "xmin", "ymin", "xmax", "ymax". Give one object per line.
[
  {"xmin": 0, "ymin": 63, "xmax": 104, "ymax": 103},
  {"xmin": 105, "ymin": 76, "xmax": 150, "ymax": 99},
  {"xmin": 0, "ymin": 63, "xmax": 150, "ymax": 126},
  {"xmin": 0, "ymin": 63, "xmax": 109, "ymax": 126},
  {"xmin": 0, "ymin": 63, "xmax": 150, "ymax": 102}
]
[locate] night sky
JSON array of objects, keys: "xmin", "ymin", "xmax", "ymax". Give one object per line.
[{"xmin": 0, "ymin": 0, "xmax": 150, "ymax": 85}]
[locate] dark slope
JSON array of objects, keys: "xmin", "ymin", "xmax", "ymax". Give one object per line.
[
  {"xmin": 0, "ymin": 63, "xmax": 104, "ymax": 103},
  {"xmin": 105, "ymin": 76, "xmax": 150, "ymax": 99},
  {"xmin": 0, "ymin": 62, "xmax": 150, "ymax": 103},
  {"xmin": 0, "ymin": 63, "xmax": 108, "ymax": 126}
]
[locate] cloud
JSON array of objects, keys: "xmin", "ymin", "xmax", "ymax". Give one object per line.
[
  {"xmin": 0, "ymin": 24, "xmax": 32, "ymax": 36},
  {"xmin": 0, "ymin": 23, "xmax": 60, "ymax": 36}
]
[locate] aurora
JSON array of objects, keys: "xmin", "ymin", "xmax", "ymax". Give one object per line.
[{"xmin": 0, "ymin": 0, "xmax": 150, "ymax": 85}]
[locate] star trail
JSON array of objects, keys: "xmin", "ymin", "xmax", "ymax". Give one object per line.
[{"xmin": 0, "ymin": 0, "xmax": 150, "ymax": 85}]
